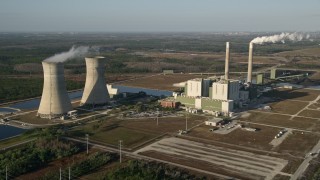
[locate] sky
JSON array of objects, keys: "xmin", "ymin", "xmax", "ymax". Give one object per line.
[{"xmin": 0, "ymin": 0, "xmax": 319, "ymax": 32}]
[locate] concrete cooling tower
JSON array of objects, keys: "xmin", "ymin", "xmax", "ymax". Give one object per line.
[
  {"xmin": 38, "ymin": 62, "xmax": 72, "ymax": 119},
  {"xmin": 80, "ymin": 56, "xmax": 109, "ymax": 106}
]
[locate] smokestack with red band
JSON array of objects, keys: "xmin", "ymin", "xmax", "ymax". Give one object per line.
[
  {"xmin": 225, "ymin": 42, "xmax": 230, "ymax": 80},
  {"xmin": 247, "ymin": 42, "xmax": 253, "ymax": 83}
]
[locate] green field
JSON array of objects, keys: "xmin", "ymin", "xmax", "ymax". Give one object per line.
[{"xmin": 71, "ymin": 126, "xmax": 159, "ymax": 148}]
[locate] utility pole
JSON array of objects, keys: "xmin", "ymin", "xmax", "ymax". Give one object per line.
[
  {"xmin": 156, "ymin": 108, "xmax": 159, "ymax": 126},
  {"xmin": 69, "ymin": 166, "xmax": 71, "ymax": 180},
  {"xmin": 119, "ymin": 140, "xmax": 123, "ymax": 163},
  {"xmin": 59, "ymin": 168, "xmax": 62, "ymax": 180},
  {"xmin": 185, "ymin": 113, "xmax": 188, "ymax": 131},
  {"xmin": 86, "ymin": 134, "xmax": 89, "ymax": 154},
  {"xmin": 6, "ymin": 166, "xmax": 7, "ymax": 180}
]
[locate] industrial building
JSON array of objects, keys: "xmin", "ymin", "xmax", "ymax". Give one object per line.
[
  {"xmin": 80, "ymin": 56, "xmax": 110, "ymax": 106},
  {"xmin": 175, "ymin": 78, "xmax": 238, "ymax": 114},
  {"xmin": 37, "ymin": 62, "xmax": 73, "ymax": 119},
  {"xmin": 172, "ymin": 42, "xmax": 252, "ymax": 115},
  {"xmin": 159, "ymin": 99, "xmax": 180, "ymax": 108},
  {"xmin": 205, "ymin": 118, "xmax": 224, "ymax": 126}
]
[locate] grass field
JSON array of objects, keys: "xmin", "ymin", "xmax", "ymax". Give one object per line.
[
  {"xmin": 69, "ymin": 114, "xmax": 206, "ymax": 149},
  {"xmin": 83, "ymin": 126, "xmax": 158, "ymax": 148}
]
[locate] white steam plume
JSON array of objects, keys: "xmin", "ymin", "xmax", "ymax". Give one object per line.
[
  {"xmin": 43, "ymin": 46, "xmax": 89, "ymax": 63},
  {"xmin": 251, "ymin": 32, "xmax": 310, "ymax": 45}
]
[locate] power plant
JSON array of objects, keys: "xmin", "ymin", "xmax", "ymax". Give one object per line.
[
  {"xmin": 37, "ymin": 62, "xmax": 72, "ymax": 119},
  {"xmin": 168, "ymin": 41, "xmax": 253, "ymax": 115},
  {"xmin": 80, "ymin": 56, "xmax": 109, "ymax": 106}
]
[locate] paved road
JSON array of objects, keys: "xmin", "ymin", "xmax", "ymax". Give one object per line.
[
  {"xmin": 65, "ymin": 137, "xmax": 237, "ymax": 180},
  {"xmin": 291, "ymin": 139, "xmax": 320, "ymax": 180},
  {"xmin": 0, "ymin": 138, "xmax": 36, "ymax": 151}
]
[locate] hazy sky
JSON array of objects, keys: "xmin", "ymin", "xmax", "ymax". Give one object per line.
[{"xmin": 1, "ymin": 0, "xmax": 319, "ymax": 32}]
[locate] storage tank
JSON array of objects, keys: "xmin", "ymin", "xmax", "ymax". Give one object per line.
[
  {"xmin": 80, "ymin": 56, "xmax": 109, "ymax": 106},
  {"xmin": 38, "ymin": 62, "xmax": 72, "ymax": 119}
]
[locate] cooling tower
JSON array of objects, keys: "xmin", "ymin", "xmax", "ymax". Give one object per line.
[
  {"xmin": 225, "ymin": 42, "xmax": 230, "ymax": 80},
  {"xmin": 38, "ymin": 62, "xmax": 72, "ymax": 119},
  {"xmin": 247, "ymin": 42, "xmax": 253, "ymax": 83},
  {"xmin": 80, "ymin": 56, "xmax": 109, "ymax": 106}
]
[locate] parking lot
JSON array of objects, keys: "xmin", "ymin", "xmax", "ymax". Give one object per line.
[
  {"xmin": 122, "ymin": 110, "xmax": 180, "ymax": 119},
  {"xmin": 136, "ymin": 137, "xmax": 289, "ymax": 180}
]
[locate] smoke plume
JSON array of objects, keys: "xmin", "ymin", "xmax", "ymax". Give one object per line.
[
  {"xmin": 43, "ymin": 46, "xmax": 89, "ymax": 63},
  {"xmin": 251, "ymin": 32, "xmax": 310, "ymax": 45}
]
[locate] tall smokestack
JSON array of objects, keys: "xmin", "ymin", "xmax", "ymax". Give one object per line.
[
  {"xmin": 38, "ymin": 62, "xmax": 72, "ymax": 119},
  {"xmin": 247, "ymin": 42, "xmax": 253, "ymax": 83},
  {"xmin": 225, "ymin": 42, "xmax": 230, "ymax": 80},
  {"xmin": 80, "ymin": 56, "xmax": 109, "ymax": 106}
]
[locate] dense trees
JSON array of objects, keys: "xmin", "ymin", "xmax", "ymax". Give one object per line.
[
  {"xmin": 0, "ymin": 77, "xmax": 83, "ymax": 103},
  {"xmin": 40, "ymin": 152, "xmax": 117, "ymax": 180},
  {"xmin": 0, "ymin": 126, "xmax": 82, "ymax": 178}
]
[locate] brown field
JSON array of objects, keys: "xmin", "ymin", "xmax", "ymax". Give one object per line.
[
  {"xmin": 269, "ymin": 100, "xmax": 309, "ymax": 115},
  {"xmin": 309, "ymin": 103, "xmax": 320, "ymax": 110},
  {"xmin": 268, "ymin": 88, "xmax": 319, "ymax": 102},
  {"xmin": 144, "ymin": 51, "xmax": 283, "ymax": 64},
  {"xmin": 274, "ymin": 131, "xmax": 320, "ymax": 157},
  {"xmin": 275, "ymin": 47, "xmax": 320, "ymax": 57},
  {"xmin": 273, "ymin": 174, "xmax": 291, "ymax": 180},
  {"xmin": 115, "ymin": 74, "xmax": 209, "ymax": 91},
  {"xmin": 310, "ymin": 71, "xmax": 320, "ymax": 80},
  {"xmin": 240, "ymin": 111, "xmax": 316, "ymax": 131},
  {"xmin": 298, "ymin": 109, "xmax": 320, "ymax": 119},
  {"xmin": 188, "ymin": 124, "xmax": 278, "ymax": 151}
]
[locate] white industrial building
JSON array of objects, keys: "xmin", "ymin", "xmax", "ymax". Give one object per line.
[
  {"xmin": 211, "ymin": 79, "xmax": 239, "ymax": 101},
  {"xmin": 174, "ymin": 42, "xmax": 251, "ymax": 115},
  {"xmin": 186, "ymin": 78, "xmax": 211, "ymax": 97}
]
